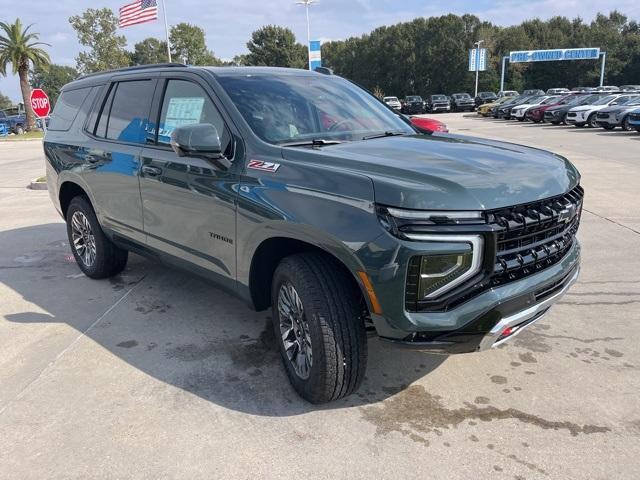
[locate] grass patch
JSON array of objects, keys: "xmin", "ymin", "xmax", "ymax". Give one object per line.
[
  {"xmin": 35, "ymin": 176, "xmax": 46, "ymax": 183},
  {"xmin": 0, "ymin": 131, "xmax": 44, "ymax": 141}
]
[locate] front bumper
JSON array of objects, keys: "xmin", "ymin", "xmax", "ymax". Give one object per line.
[{"xmin": 358, "ymin": 230, "xmax": 581, "ymax": 354}]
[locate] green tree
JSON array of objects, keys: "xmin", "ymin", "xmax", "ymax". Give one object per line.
[
  {"xmin": 132, "ymin": 37, "xmax": 168, "ymax": 65},
  {"xmin": 169, "ymin": 23, "xmax": 221, "ymax": 65},
  {"xmin": 69, "ymin": 8, "xmax": 130, "ymax": 74},
  {"xmin": 0, "ymin": 91, "xmax": 12, "ymax": 110},
  {"xmin": 0, "ymin": 19, "xmax": 50, "ymax": 130},
  {"xmin": 30, "ymin": 64, "xmax": 77, "ymax": 105},
  {"xmin": 244, "ymin": 25, "xmax": 307, "ymax": 68}
]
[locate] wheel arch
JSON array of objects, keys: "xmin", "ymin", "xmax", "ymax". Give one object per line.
[
  {"xmin": 59, "ymin": 180, "xmax": 91, "ymax": 218},
  {"xmin": 248, "ymin": 235, "xmax": 371, "ymax": 315}
]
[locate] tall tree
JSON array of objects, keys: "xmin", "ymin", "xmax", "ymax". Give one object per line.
[
  {"xmin": 0, "ymin": 19, "xmax": 50, "ymax": 131},
  {"xmin": 69, "ymin": 8, "xmax": 130, "ymax": 74},
  {"xmin": 244, "ymin": 25, "xmax": 307, "ymax": 68},
  {"xmin": 169, "ymin": 23, "xmax": 221, "ymax": 65},
  {"xmin": 30, "ymin": 64, "xmax": 77, "ymax": 105},
  {"xmin": 132, "ymin": 38, "xmax": 168, "ymax": 65}
]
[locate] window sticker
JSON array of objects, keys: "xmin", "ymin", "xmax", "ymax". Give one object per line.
[{"xmin": 159, "ymin": 97, "xmax": 205, "ymax": 141}]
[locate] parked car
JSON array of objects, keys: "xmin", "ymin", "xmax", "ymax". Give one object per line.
[
  {"xmin": 0, "ymin": 109, "xmax": 27, "ymax": 134},
  {"xmin": 546, "ymin": 88, "xmax": 570, "ymax": 95},
  {"xmin": 628, "ymin": 108, "xmax": 640, "ymax": 132},
  {"xmin": 593, "ymin": 86, "xmax": 619, "ymax": 92},
  {"xmin": 571, "ymin": 87, "xmax": 596, "ymax": 92},
  {"xmin": 522, "ymin": 89, "xmax": 545, "ymax": 96},
  {"xmin": 543, "ymin": 94, "xmax": 605, "ymax": 125},
  {"xmin": 451, "ymin": 93, "xmax": 475, "ymax": 111},
  {"xmin": 511, "ymin": 96, "xmax": 558, "ymax": 121},
  {"xmin": 401, "ymin": 95, "xmax": 425, "ymax": 114},
  {"xmin": 497, "ymin": 90, "xmax": 519, "ymax": 98},
  {"xmin": 477, "ymin": 96, "xmax": 511, "ymax": 117},
  {"xmin": 409, "ymin": 115, "xmax": 449, "ymax": 133},
  {"xmin": 383, "ymin": 96, "xmax": 402, "ymax": 111},
  {"xmin": 566, "ymin": 94, "xmax": 640, "ymax": 127},
  {"xmin": 497, "ymin": 95, "xmax": 541, "ymax": 119},
  {"xmin": 493, "ymin": 95, "xmax": 530, "ymax": 118},
  {"xmin": 526, "ymin": 94, "xmax": 577, "ymax": 123},
  {"xmin": 595, "ymin": 97, "xmax": 640, "ymax": 131},
  {"xmin": 620, "ymin": 85, "xmax": 640, "ymax": 92},
  {"xmin": 44, "ymin": 64, "xmax": 584, "ymax": 403},
  {"xmin": 475, "ymin": 91, "xmax": 497, "ymax": 107},
  {"xmin": 425, "ymin": 94, "xmax": 451, "ymax": 113}
]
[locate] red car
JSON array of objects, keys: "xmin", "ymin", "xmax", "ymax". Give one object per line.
[
  {"xmin": 409, "ymin": 116, "xmax": 449, "ymax": 133},
  {"xmin": 526, "ymin": 94, "xmax": 576, "ymax": 123}
]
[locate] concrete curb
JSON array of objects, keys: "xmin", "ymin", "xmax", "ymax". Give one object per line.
[{"xmin": 29, "ymin": 179, "xmax": 48, "ymax": 190}]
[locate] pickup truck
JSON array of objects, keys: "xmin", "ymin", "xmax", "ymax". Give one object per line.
[
  {"xmin": 45, "ymin": 64, "xmax": 583, "ymax": 403},
  {"xmin": 0, "ymin": 110, "xmax": 27, "ymax": 134}
]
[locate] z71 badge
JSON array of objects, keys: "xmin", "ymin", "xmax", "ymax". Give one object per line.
[{"xmin": 248, "ymin": 160, "xmax": 281, "ymax": 173}]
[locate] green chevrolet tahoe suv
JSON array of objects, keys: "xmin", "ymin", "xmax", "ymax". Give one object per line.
[{"xmin": 45, "ymin": 64, "xmax": 583, "ymax": 403}]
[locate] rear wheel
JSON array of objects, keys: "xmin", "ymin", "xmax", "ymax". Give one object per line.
[
  {"xmin": 14, "ymin": 125, "xmax": 24, "ymax": 135},
  {"xmin": 66, "ymin": 196, "xmax": 128, "ymax": 279},
  {"xmin": 271, "ymin": 253, "xmax": 367, "ymax": 404}
]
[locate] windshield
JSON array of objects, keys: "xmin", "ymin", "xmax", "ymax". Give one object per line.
[
  {"xmin": 217, "ymin": 74, "xmax": 414, "ymax": 145},
  {"xmin": 592, "ymin": 95, "xmax": 618, "ymax": 105},
  {"xmin": 431, "ymin": 95, "xmax": 446, "ymax": 101},
  {"xmin": 454, "ymin": 94, "xmax": 471, "ymax": 99},
  {"xmin": 384, "ymin": 97, "xmax": 399, "ymax": 102},
  {"xmin": 406, "ymin": 96, "xmax": 422, "ymax": 102},
  {"xmin": 541, "ymin": 96, "xmax": 560, "ymax": 105},
  {"xmin": 617, "ymin": 95, "xmax": 639, "ymax": 104}
]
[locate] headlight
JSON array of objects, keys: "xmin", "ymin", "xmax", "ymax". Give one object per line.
[{"xmin": 406, "ymin": 234, "xmax": 484, "ymax": 299}]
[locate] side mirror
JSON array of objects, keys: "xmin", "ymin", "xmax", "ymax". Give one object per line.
[{"xmin": 171, "ymin": 123, "xmax": 221, "ymax": 157}]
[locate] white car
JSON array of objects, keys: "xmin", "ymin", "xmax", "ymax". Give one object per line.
[
  {"xmin": 511, "ymin": 96, "xmax": 560, "ymax": 121},
  {"xmin": 383, "ymin": 96, "xmax": 402, "ymax": 111},
  {"xmin": 504, "ymin": 95, "xmax": 547, "ymax": 119},
  {"xmin": 566, "ymin": 94, "xmax": 640, "ymax": 127}
]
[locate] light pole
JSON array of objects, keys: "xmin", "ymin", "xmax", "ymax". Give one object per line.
[
  {"xmin": 474, "ymin": 40, "xmax": 484, "ymax": 98},
  {"xmin": 296, "ymin": 0, "xmax": 317, "ymax": 69}
]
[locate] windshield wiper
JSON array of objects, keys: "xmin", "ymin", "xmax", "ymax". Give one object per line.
[
  {"xmin": 279, "ymin": 138, "xmax": 343, "ymax": 147},
  {"xmin": 362, "ymin": 130, "xmax": 409, "ymax": 141}
]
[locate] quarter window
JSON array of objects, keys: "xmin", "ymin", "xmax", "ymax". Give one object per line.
[{"xmin": 49, "ymin": 87, "xmax": 93, "ymax": 131}]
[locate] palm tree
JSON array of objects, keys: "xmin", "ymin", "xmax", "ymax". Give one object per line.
[{"xmin": 0, "ymin": 19, "xmax": 50, "ymax": 131}]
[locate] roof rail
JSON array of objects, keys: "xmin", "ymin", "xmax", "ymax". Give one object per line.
[{"xmin": 78, "ymin": 63, "xmax": 188, "ymax": 80}]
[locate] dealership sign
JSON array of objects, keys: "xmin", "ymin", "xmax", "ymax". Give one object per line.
[
  {"xmin": 309, "ymin": 40, "xmax": 322, "ymax": 71},
  {"xmin": 509, "ymin": 48, "xmax": 600, "ymax": 63},
  {"xmin": 468, "ymin": 48, "xmax": 487, "ymax": 72}
]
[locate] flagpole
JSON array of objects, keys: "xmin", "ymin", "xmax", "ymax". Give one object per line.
[{"xmin": 160, "ymin": 0, "xmax": 172, "ymax": 62}]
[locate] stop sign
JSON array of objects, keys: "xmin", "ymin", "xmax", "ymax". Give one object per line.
[{"xmin": 30, "ymin": 88, "xmax": 51, "ymax": 118}]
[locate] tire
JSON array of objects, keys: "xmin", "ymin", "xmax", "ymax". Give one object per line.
[
  {"xmin": 587, "ymin": 113, "xmax": 598, "ymax": 128},
  {"xmin": 65, "ymin": 196, "xmax": 128, "ymax": 279},
  {"xmin": 551, "ymin": 121, "xmax": 560, "ymax": 125},
  {"xmin": 574, "ymin": 123, "xmax": 585, "ymax": 128},
  {"xmin": 621, "ymin": 116, "xmax": 632, "ymax": 132},
  {"xmin": 271, "ymin": 253, "xmax": 367, "ymax": 404},
  {"xmin": 15, "ymin": 125, "xmax": 24, "ymax": 135},
  {"xmin": 517, "ymin": 117, "xmax": 525, "ymax": 122},
  {"xmin": 602, "ymin": 124, "xmax": 615, "ymax": 130}
]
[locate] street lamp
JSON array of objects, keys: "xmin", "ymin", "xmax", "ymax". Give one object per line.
[
  {"xmin": 296, "ymin": 0, "xmax": 317, "ymax": 60},
  {"xmin": 474, "ymin": 40, "xmax": 484, "ymax": 98}
]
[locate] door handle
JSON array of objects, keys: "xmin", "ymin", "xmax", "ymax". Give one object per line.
[{"xmin": 141, "ymin": 165, "xmax": 162, "ymax": 177}]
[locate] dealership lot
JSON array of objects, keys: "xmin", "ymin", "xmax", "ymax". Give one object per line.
[{"xmin": 1, "ymin": 120, "xmax": 639, "ymax": 479}]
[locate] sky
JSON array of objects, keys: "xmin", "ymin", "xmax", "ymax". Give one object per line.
[{"xmin": 1, "ymin": 0, "xmax": 639, "ymax": 101}]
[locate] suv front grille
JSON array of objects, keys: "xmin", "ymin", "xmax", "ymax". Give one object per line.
[
  {"xmin": 403, "ymin": 186, "xmax": 583, "ymax": 312},
  {"xmin": 487, "ymin": 185, "xmax": 583, "ymax": 287}
]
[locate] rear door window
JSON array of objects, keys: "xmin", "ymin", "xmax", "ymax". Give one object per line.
[
  {"xmin": 49, "ymin": 87, "xmax": 93, "ymax": 131},
  {"xmin": 105, "ymin": 80, "xmax": 155, "ymax": 144}
]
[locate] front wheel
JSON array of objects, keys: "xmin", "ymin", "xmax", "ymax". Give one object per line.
[
  {"xmin": 621, "ymin": 117, "xmax": 632, "ymax": 132},
  {"xmin": 588, "ymin": 113, "xmax": 598, "ymax": 128},
  {"xmin": 272, "ymin": 253, "xmax": 367, "ymax": 404},
  {"xmin": 66, "ymin": 196, "xmax": 128, "ymax": 279}
]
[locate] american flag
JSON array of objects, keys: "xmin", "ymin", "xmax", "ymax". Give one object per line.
[{"xmin": 119, "ymin": 0, "xmax": 158, "ymax": 28}]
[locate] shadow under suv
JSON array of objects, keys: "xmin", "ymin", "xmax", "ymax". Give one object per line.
[{"xmin": 45, "ymin": 64, "xmax": 583, "ymax": 403}]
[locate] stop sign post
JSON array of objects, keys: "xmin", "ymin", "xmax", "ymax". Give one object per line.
[{"xmin": 30, "ymin": 88, "xmax": 51, "ymax": 132}]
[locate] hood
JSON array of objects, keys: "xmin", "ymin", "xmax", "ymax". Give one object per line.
[{"xmin": 281, "ymin": 135, "xmax": 580, "ymax": 211}]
